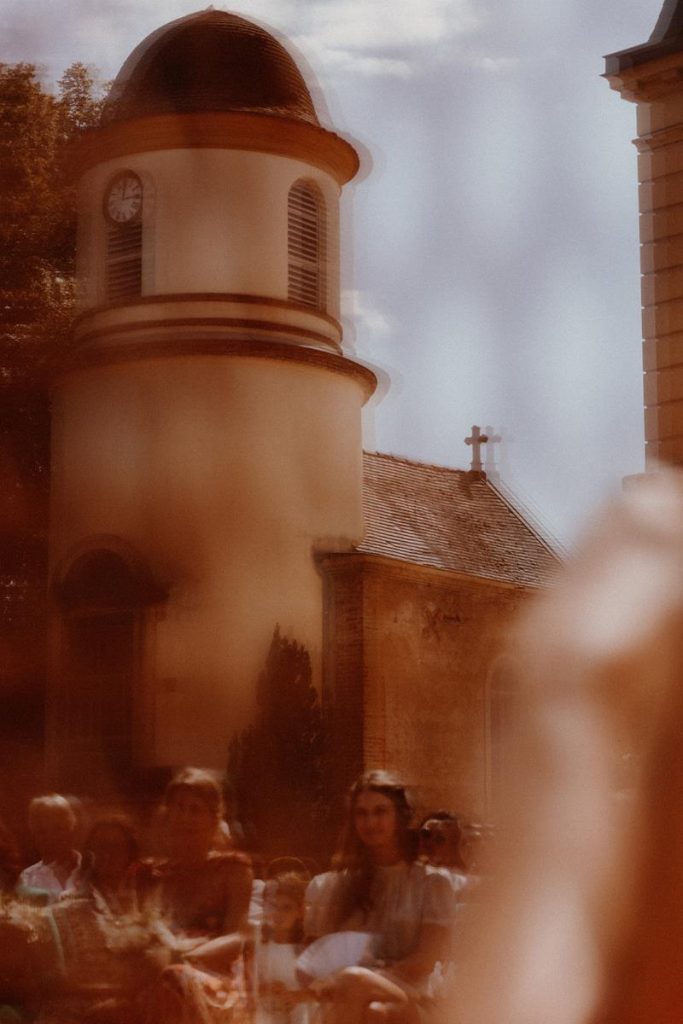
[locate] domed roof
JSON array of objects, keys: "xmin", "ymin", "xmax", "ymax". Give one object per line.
[{"xmin": 103, "ymin": 9, "xmax": 319, "ymax": 127}]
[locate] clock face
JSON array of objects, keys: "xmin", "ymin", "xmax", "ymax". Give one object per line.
[{"xmin": 104, "ymin": 172, "xmax": 143, "ymax": 225}]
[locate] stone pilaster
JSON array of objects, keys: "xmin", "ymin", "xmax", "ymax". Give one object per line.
[{"xmin": 607, "ymin": 49, "xmax": 683, "ymax": 466}]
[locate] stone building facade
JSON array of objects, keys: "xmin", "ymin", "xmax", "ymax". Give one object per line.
[
  {"xmin": 606, "ymin": 0, "xmax": 683, "ymax": 468},
  {"xmin": 324, "ymin": 453, "xmax": 555, "ymax": 818},
  {"xmin": 1, "ymin": 9, "xmax": 558, "ymax": 836}
]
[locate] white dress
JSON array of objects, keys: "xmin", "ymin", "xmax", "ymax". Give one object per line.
[
  {"xmin": 255, "ymin": 939, "xmax": 310, "ymax": 1024},
  {"xmin": 305, "ymin": 861, "xmax": 456, "ymax": 994}
]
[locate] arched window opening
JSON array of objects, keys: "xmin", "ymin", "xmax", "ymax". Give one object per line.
[
  {"xmin": 55, "ymin": 550, "xmax": 163, "ymax": 789},
  {"xmin": 288, "ymin": 180, "xmax": 326, "ymax": 310},
  {"xmin": 103, "ymin": 170, "xmax": 143, "ymax": 304}
]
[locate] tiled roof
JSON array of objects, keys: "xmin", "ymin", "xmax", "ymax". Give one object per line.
[
  {"xmin": 604, "ymin": 0, "xmax": 683, "ymax": 74},
  {"xmin": 358, "ymin": 451, "xmax": 559, "ymax": 588}
]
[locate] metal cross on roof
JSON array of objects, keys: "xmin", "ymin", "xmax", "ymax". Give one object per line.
[{"xmin": 465, "ymin": 425, "xmax": 489, "ymax": 474}]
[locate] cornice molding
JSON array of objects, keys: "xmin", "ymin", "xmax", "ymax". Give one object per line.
[
  {"xmin": 54, "ymin": 335, "xmax": 377, "ymax": 400},
  {"xmin": 605, "ymin": 51, "xmax": 683, "ymax": 103},
  {"xmin": 72, "ymin": 111, "xmax": 360, "ymax": 185},
  {"xmin": 74, "ymin": 315, "xmax": 341, "ymax": 353},
  {"xmin": 636, "ymin": 120, "xmax": 683, "ymax": 152},
  {"xmin": 74, "ymin": 292, "xmax": 343, "ymax": 335},
  {"xmin": 317, "ymin": 551, "xmax": 531, "ymax": 592}
]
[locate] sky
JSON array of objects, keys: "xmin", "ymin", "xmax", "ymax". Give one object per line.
[{"xmin": 1, "ymin": 0, "xmax": 667, "ymax": 547}]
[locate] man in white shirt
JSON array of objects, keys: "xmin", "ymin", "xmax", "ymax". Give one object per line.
[{"xmin": 18, "ymin": 793, "xmax": 81, "ymax": 901}]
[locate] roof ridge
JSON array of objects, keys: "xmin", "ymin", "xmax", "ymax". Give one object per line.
[
  {"xmin": 363, "ymin": 449, "xmax": 472, "ymax": 476},
  {"xmin": 485, "ymin": 478, "xmax": 565, "ymax": 559}
]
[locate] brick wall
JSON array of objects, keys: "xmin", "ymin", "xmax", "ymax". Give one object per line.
[{"xmin": 321, "ymin": 553, "xmax": 531, "ymax": 823}]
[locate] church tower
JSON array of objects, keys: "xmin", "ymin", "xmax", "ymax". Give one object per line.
[
  {"xmin": 48, "ymin": 10, "xmax": 375, "ymax": 791},
  {"xmin": 606, "ymin": 1, "xmax": 683, "ymax": 467}
]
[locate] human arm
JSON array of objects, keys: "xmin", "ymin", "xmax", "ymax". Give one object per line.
[
  {"xmin": 380, "ymin": 866, "xmax": 455, "ymax": 984},
  {"xmin": 183, "ymin": 932, "xmax": 245, "ymax": 973},
  {"xmin": 221, "ymin": 857, "xmax": 253, "ymax": 934},
  {"xmin": 171, "ymin": 856, "xmax": 252, "ymax": 972},
  {"xmin": 383, "ymin": 922, "xmax": 450, "ymax": 985}
]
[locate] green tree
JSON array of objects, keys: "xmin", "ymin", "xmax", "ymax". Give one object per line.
[
  {"xmin": 0, "ymin": 63, "xmax": 104, "ymax": 814},
  {"xmin": 0, "ymin": 61, "xmax": 104, "ymax": 373},
  {"xmin": 229, "ymin": 627, "xmax": 330, "ymax": 862}
]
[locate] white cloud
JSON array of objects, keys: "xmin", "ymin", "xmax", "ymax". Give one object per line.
[
  {"xmin": 2, "ymin": 0, "xmax": 488, "ymax": 85},
  {"xmin": 291, "ymin": 0, "xmax": 485, "ymax": 79},
  {"xmin": 305, "ymin": 0, "xmax": 482, "ymax": 52},
  {"xmin": 343, "ymin": 289, "xmax": 393, "ymax": 339},
  {"xmin": 471, "ymin": 55, "xmax": 521, "ymax": 73},
  {"xmin": 293, "ymin": 36, "xmax": 413, "ymax": 78}
]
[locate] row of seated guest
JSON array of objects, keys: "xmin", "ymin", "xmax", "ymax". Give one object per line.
[
  {"xmin": 0, "ymin": 768, "xmax": 253, "ymax": 1024},
  {"xmin": 0, "ymin": 769, "xmax": 472, "ymax": 1024}
]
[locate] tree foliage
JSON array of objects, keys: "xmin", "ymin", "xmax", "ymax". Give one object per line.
[
  {"xmin": 0, "ymin": 62, "xmax": 103, "ymax": 679},
  {"xmin": 0, "ymin": 61, "xmax": 104, "ymax": 377},
  {"xmin": 228, "ymin": 627, "xmax": 330, "ymax": 861}
]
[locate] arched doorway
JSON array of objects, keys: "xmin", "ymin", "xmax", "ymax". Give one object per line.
[{"xmin": 52, "ymin": 548, "xmax": 165, "ymax": 793}]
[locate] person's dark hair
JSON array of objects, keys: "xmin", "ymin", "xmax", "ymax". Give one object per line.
[
  {"xmin": 164, "ymin": 766, "xmax": 224, "ymax": 820},
  {"xmin": 418, "ymin": 810, "xmax": 457, "ymax": 826},
  {"xmin": 331, "ymin": 770, "xmax": 416, "ymax": 928},
  {"xmin": 84, "ymin": 814, "xmax": 140, "ymax": 864},
  {"xmin": 266, "ymin": 856, "xmax": 311, "ymax": 880},
  {"xmin": 418, "ymin": 810, "xmax": 466, "ymax": 871},
  {"xmin": 262, "ymin": 871, "xmax": 307, "ymax": 944},
  {"xmin": 78, "ymin": 814, "xmax": 140, "ymax": 889},
  {"xmin": 338, "ymin": 770, "xmax": 415, "ymax": 867}
]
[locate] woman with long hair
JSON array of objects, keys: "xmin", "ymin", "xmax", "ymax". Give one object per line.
[{"xmin": 303, "ymin": 771, "xmax": 456, "ymax": 1024}]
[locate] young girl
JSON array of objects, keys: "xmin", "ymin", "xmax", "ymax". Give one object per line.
[{"xmin": 255, "ymin": 873, "xmax": 310, "ymax": 1024}]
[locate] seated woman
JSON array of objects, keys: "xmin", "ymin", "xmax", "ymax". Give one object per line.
[
  {"xmin": 140, "ymin": 766, "xmax": 253, "ymax": 1024},
  {"xmin": 72, "ymin": 814, "xmax": 153, "ymax": 912},
  {"xmin": 35, "ymin": 814, "xmax": 164, "ymax": 1024},
  {"xmin": 302, "ymin": 771, "xmax": 457, "ymax": 1024},
  {"xmin": 0, "ymin": 815, "xmax": 158, "ymax": 1023}
]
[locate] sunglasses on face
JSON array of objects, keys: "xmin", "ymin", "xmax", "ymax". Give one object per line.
[{"xmin": 420, "ymin": 829, "xmax": 448, "ymax": 844}]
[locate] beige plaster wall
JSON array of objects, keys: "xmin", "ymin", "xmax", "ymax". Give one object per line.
[
  {"xmin": 50, "ymin": 354, "xmax": 365, "ymax": 769},
  {"xmin": 78, "ymin": 148, "xmax": 341, "ymax": 317}
]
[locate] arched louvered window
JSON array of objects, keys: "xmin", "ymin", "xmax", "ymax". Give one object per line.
[
  {"xmin": 288, "ymin": 181, "xmax": 326, "ymax": 310},
  {"xmin": 104, "ymin": 170, "xmax": 143, "ymax": 303}
]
